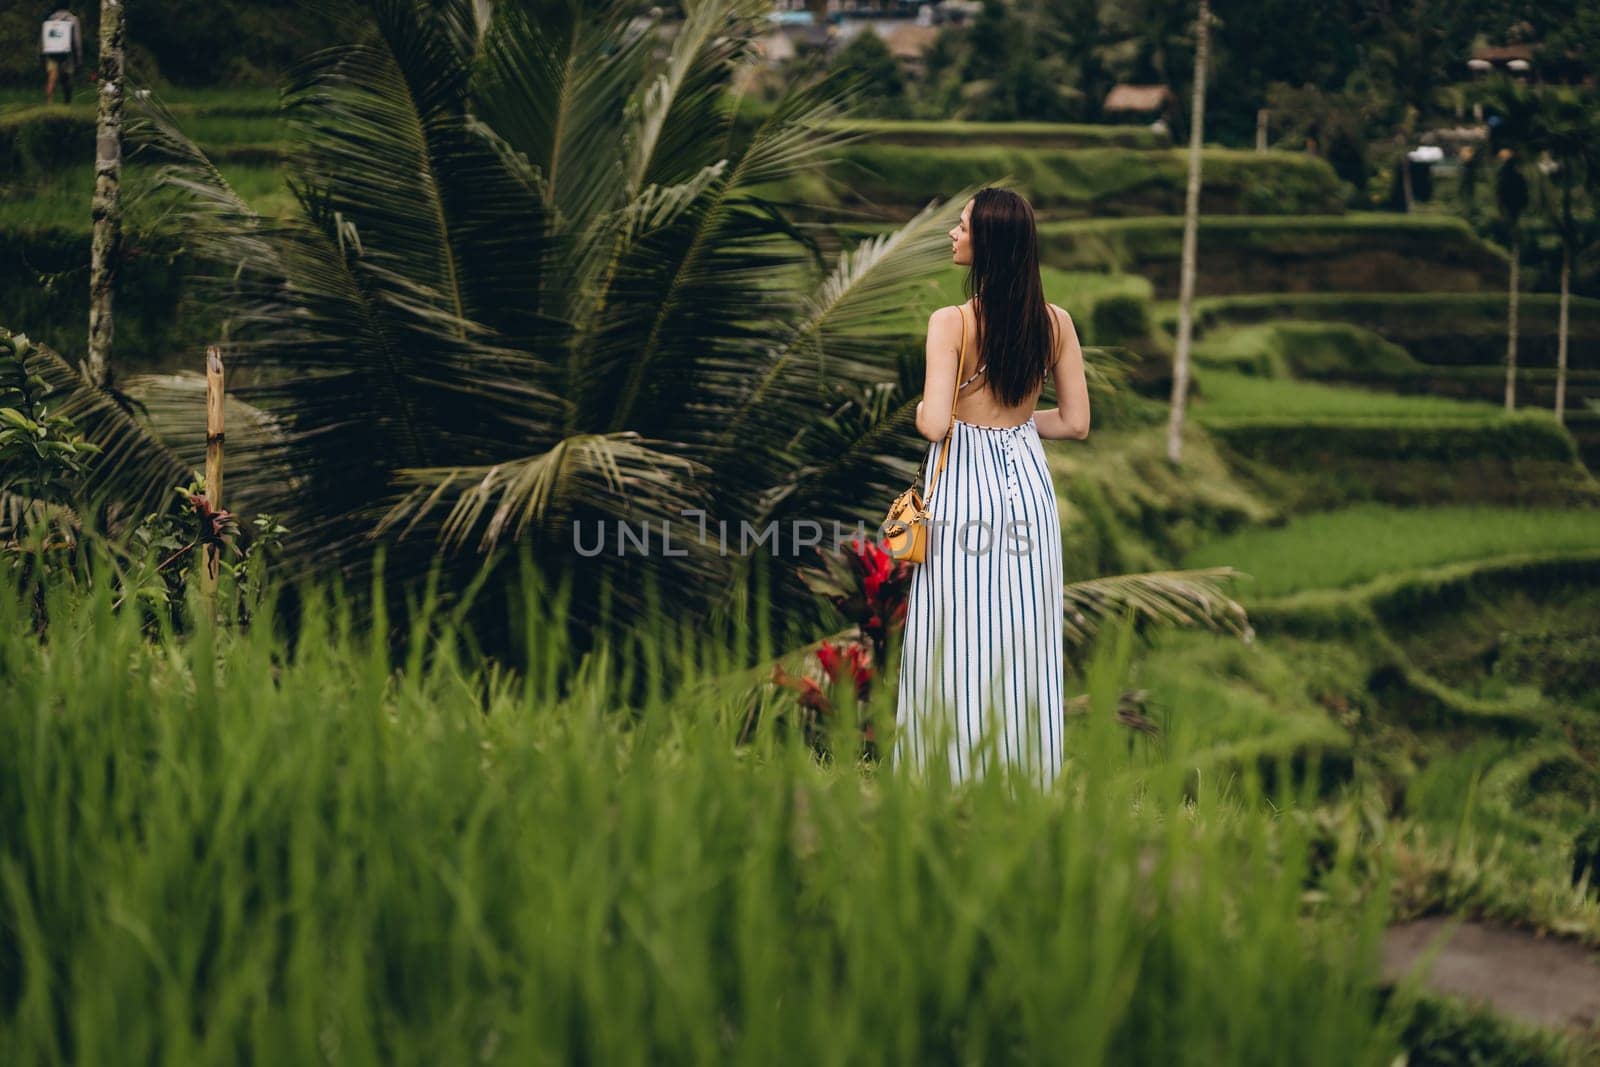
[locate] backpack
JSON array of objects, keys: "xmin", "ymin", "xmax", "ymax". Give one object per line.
[{"xmin": 42, "ymin": 19, "xmax": 74, "ymax": 56}]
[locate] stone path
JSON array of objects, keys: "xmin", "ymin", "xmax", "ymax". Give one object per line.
[{"xmin": 1382, "ymin": 917, "xmax": 1600, "ymax": 1031}]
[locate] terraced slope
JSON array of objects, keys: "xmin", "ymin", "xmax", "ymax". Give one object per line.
[{"xmin": 1044, "ymin": 215, "xmax": 1509, "ymax": 297}]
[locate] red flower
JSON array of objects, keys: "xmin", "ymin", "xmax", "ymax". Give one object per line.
[
  {"xmin": 816, "ymin": 641, "xmax": 842, "ymax": 680},
  {"xmin": 772, "ymin": 663, "xmax": 830, "ymax": 713},
  {"xmin": 187, "ymin": 492, "xmax": 239, "ymax": 550},
  {"xmin": 845, "ymin": 643, "xmax": 872, "ymax": 687},
  {"xmin": 816, "ymin": 640, "xmax": 873, "ymax": 699},
  {"xmin": 859, "ymin": 538, "xmax": 894, "ymax": 599}
]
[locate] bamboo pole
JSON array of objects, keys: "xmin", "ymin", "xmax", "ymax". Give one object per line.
[{"xmin": 203, "ymin": 346, "xmax": 225, "ymax": 592}]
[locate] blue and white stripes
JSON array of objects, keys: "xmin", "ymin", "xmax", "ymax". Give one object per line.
[{"xmin": 892, "ymin": 414, "xmax": 1066, "ymax": 790}]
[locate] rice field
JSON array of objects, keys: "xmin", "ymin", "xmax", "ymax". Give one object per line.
[
  {"xmin": 1192, "ymin": 370, "xmax": 1507, "ymax": 423},
  {"xmin": 1184, "ymin": 504, "xmax": 1600, "ymax": 597},
  {"xmin": 0, "ymin": 558, "xmax": 1406, "ymax": 1064}
]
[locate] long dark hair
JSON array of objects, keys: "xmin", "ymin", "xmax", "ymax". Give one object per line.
[{"xmin": 963, "ymin": 187, "xmax": 1057, "ymax": 408}]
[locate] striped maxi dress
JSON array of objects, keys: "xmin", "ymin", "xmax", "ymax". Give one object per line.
[{"xmin": 892, "ymin": 413, "xmax": 1066, "ymax": 789}]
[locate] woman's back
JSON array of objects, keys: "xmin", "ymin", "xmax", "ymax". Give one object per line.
[{"xmin": 948, "ymin": 297, "xmax": 1062, "ymax": 429}]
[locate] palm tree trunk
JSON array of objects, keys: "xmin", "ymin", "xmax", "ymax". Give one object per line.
[
  {"xmin": 1400, "ymin": 150, "xmax": 1414, "ymax": 213},
  {"xmin": 87, "ymin": 0, "xmax": 125, "ymax": 388},
  {"xmin": 1165, "ymin": 0, "xmax": 1209, "ymax": 466},
  {"xmin": 1504, "ymin": 230, "xmax": 1518, "ymax": 412},
  {"xmin": 1555, "ymin": 244, "xmax": 1570, "ymax": 424}
]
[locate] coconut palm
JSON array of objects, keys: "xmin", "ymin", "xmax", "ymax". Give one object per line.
[
  {"xmin": 1529, "ymin": 88, "xmax": 1599, "ymax": 425},
  {"xmin": 37, "ymin": 0, "xmax": 1248, "ymax": 663},
  {"xmin": 1465, "ymin": 77, "xmax": 1539, "ymax": 412},
  {"xmin": 87, "ymin": 0, "xmax": 126, "ymax": 389},
  {"xmin": 1362, "ymin": 0, "xmax": 1455, "ymax": 214},
  {"xmin": 119, "ymin": 0, "xmax": 958, "ymax": 636},
  {"xmin": 1165, "ymin": 0, "xmax": 1210, "ymax": 467}
]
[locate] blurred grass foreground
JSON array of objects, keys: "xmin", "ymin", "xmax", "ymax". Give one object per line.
[{"xmin": 0, "ymin": 556, "xmax": 1405, "ymax": 1064}]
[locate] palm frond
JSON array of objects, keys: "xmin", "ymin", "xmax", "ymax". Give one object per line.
[
  {"xmin": 26, "ymin": 342, "xmax": 189, "ymax": 523},
  {"xmin": 474, "ymin": 0, "xmax": 652, "ymax": 232},
  {"xmin": 115, "ymin": 373, "xmax": 300, "ymax": 521},
  {"xmin": 626, "ymin": 0, "xmax": 767, "ymax": 193},
  {"xmin": 377, "ymin": 431, "xmax": 708, "ymax": 553},
  {"xmin": 584, "ymin": 66, "xmax": 870, "ymax": 439},
  {"xmin": 376, "ymin": 430, "xmax": 730, "ymax": 628},
  {"xmin": 1062, "ymin": 567, "xmax": 1252, "ymax": 651},
  {"xmin": 708, "ymin": 191, "xmax": 983, "ymax": 480}
]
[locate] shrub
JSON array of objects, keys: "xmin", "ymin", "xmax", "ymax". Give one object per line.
[
  {"xmin": 0, "ymin": 108, "xmax": 95, "ymax": 176},
  {"xmin": 1089, "ymin": 293, "xmax": 1151, "ymax": 347},
  {"xmin": 1493, "ymin": 629, "xmax": 1600, "ymax": 702}
]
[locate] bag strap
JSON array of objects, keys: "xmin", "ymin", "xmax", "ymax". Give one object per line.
[{"xmin": 923, "ymin": 304, "xmax": 968, "ymax": 505}]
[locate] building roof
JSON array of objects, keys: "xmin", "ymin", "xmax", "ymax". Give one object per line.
[
  {"xmin": 882, "ymin": 23, "xmax": 941, "ymax": 61},
  {"xmin": 1104, "ymin": 84, "xmax": 1175, "ymax": 112},
  {"xmin": 1471, "ymin": 44, "xmax": 1535, "ymax": 63}
]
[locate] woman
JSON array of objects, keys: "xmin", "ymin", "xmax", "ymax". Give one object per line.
[{"xmin": 893, "ymin": 187, "xmax": 1091, "ymax": 790}]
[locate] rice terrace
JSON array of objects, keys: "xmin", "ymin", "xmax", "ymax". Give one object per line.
[{"xmin": 2, "ymin": 0, "xmax": 1600, "ymax": 1063}]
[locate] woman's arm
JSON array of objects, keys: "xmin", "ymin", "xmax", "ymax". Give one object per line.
[
  {"xmin": 913, "ymin": 306, "xmax": 964, "ymax": 442},
  {"xmin": 1033, "ymin": 306, "xmax": 1090, "ymax": 441}
]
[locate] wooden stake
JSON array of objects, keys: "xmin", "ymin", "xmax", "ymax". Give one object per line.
[{"xmin": 203, "ymin": 345, "xmax": 225, "ymax": 592}]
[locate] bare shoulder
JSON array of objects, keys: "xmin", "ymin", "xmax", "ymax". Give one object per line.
[
  {"xmin": 1047, "ymin": 302, "xmax": 1075, "ymax": 328},
  {"xmin": 927, "ymin": 304, "xmax": 970, "ymax": 343},
  {"xmin": 938, "ymin": 302, "xmax": 975, "ymax": 321}
]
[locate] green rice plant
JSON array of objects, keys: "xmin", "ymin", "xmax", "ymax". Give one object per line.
[
  {"xmin": 1193, "ymin": 370, "xmax": 1507, "ymax": 422},
  {"xmin": 1178, "ymin": 293, "xmax": 1600, "ymax": 371},
  {"xmin": 1184, "ymin": 505, "xmax": 1600, "ymax": 598},
  {"xmin": 1192, "ymin": 322, "xmax": 1423, "ymax": 380},
  {"xmin": 811, "ymin": 118, "xmax": 1164, "ymax": 149},
  {"xmin": 1378, "ymin": 989, "xmax": 1593, "ymax": 1067},
  {"xmin": 0, "ymin": 87, "xmax": 283, "ymax": 119},
  {"xmin": 0, "ymin": 164, "xmax": 295, "ymax": 235},
  {"xmin": 1044, "ymin": 214, "xmax": 1507, "ymax": 296},
  {"xmin": 0, "ymin": 557, "xmax": 1404, "ymax": 1064},
  {"xmin": 1200, "ymin": 402, "xmax": 1595, "ymax": 509},
  {"xmin": 784, "ymin": 146, "xmax": 1343, "ymax": 219}
]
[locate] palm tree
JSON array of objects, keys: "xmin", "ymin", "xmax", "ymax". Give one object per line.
[
  {"xmin": 1465, "ymin": 78, "xmax": 1538, "ymax": 412},
  {"xmin": 1166, "ymin": 0, "xmax": 1210, "ymax": 466},
  {"xmin": 1529, "ymin": 89, "xmax": 1598, "ymax": 425},
  {"xmin": 1363, "ymin": 0, "xmax": 1453, "ymax": 214},
  {"xmin": 117, "ymin": 0, "xmax": 945, "ymax": 638},
  {"xmin": 39, "ymin": 0, "xmax": 1248, "ymax": 666},
  {"xmin": 87, "ymin": 0, "xmax": 125, "ymax": 388}
]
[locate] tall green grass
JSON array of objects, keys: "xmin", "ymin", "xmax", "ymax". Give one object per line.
[{"xmin": 0, "ymin": 556, "xmax": 1404, "ymax": 1064}]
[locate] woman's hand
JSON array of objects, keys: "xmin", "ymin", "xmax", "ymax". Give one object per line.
[{"xmin": 1034, "ymin": 307, "xmax": 1090, "ymax": 441}]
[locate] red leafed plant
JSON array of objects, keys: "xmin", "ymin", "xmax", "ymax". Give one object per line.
[
  {"xmin": 795, "ymin": 536, "xmax": 912, "ymax": 662},
  {"xmin": 754, "ymin": 537, "xmax": 913, "ymax": 755}
]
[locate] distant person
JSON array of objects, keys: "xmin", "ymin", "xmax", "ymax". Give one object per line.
[{"xmin": 41, "ymin": 8, "xmax": 84, "ymax": 105}]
